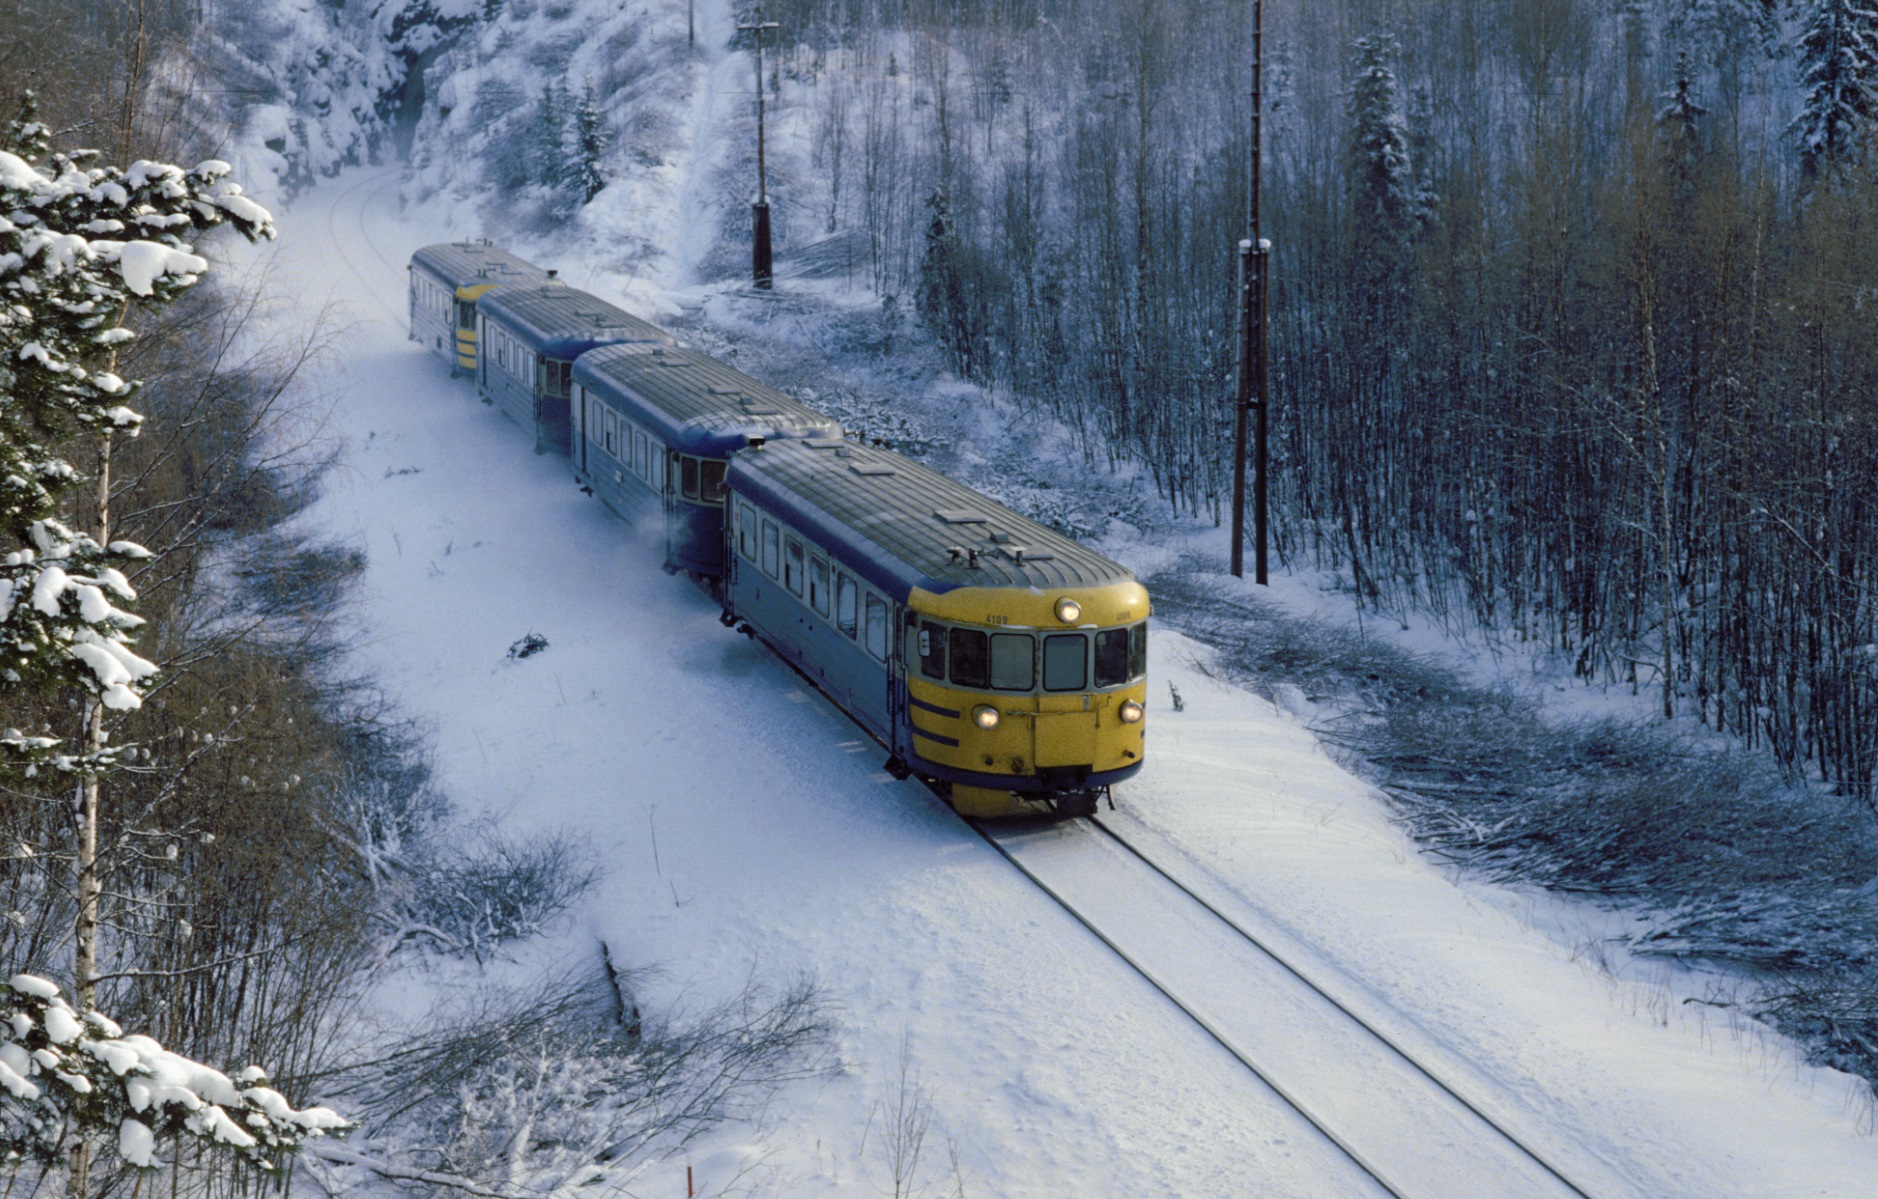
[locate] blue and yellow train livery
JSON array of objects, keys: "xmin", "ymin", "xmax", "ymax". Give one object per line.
[
  {"xmin": 571, "ymin": 343, "xmax": 843, "ymax": 580},
  {"xmin": 408, "ymin": 242, "xmax": 554, "ymax": 376},
  {"xmin": 475, "ymin": 286, "xmax": 671, "ymax": 456},
  {"xmin": 722, "ymin": 439, "xmax": 1148, "ymax": 817}
]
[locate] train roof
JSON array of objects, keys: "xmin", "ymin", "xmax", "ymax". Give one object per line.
[
  {"xmin": 410, "ymin": 242, "xmax": 551, "ymax": 291},
  {"xmin": 477, "ymin": 285, "xmax": 671, "ymax": 359},
  {"xmin": 727, "ymin": 439, "xmax": 1136, "ymax": 600},
  {"xmin": 573, "ymin": 343, "xmax": 843, "ymax": 457}
]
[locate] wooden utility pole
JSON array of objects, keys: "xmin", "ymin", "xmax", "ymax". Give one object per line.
[
  {"xmin": 740, "ymin": 3, "xmax": 780, "ymax": 289},
  {"xmin": 1232, "ymin": 0, "xmax": 1270, "ymax": 583}
]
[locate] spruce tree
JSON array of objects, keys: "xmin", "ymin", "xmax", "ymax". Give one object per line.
[
  {"xmin": 1345, "ymin": 35, "xmax": 1415, "ymax": 249},
  {"xmin": 573, "ymin": 83, "xmax": 610, "ymax": 204},
  {"xmin": 1792, "ymin": 0, "xmax": 1878, "ymax": 180},
  {"xmin": 1659, "ymin": 51, "xmax": 1710, "ymax": 183},
  {"xmin": 534, "ymin": 82, "xmax": 571, "ymax": 189}
]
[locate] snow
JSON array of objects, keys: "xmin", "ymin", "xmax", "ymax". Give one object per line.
[
  {"xmin": 240, "ymin": 162, "xmax": 1878, "ymax": 1197},
  {"xmin": 102, "ymin": 240, "xmax": 209, "ymax": 297}
]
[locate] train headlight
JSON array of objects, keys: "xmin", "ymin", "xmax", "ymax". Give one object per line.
[
  {"xmin": 1055, "ymin": 597, "xmax": 1082, "ymax": 624},
  {"xmin": 972, "ymin": 705, "xmax": 1001, "ymax": 730},
  {"xmin": 1119, "ymin": 700, "xmax": 1144, "ymax": 724}
]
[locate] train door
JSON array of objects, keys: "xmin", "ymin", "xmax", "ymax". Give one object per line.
[
  {"xmin": 887, "ymin": 606, "xmax": 911, "ymax": 766},
  {"xmin": 664, "ymin": 450, "xmax": 682, "ymax": 571},
  {"xmin": 475, "ymin": 314, "xmax": 489, "ymax": 395},
  {"xmin": 571, "ymin": 386, "xmax": 587, "ymax": 476}
]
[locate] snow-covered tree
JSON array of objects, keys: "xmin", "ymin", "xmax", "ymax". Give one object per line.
[
  {"xmin": 1659, "ymin": 51, "xmax": 1710, "ymax": 183},
  {"xmin": 573, "ymin": 82, "xmax": 610, "ymax": 204},
  {"xmin": 0, "ymin": 94, "xmax": 274, "ymax": 765},
  {"xmin": 0, "ymin": 93, "xmax": 283, "ymax": 1194},
  {"xmin": 1792, "ymin": 0, "xmax": 1878, "ymax": 180},
  {"xmin": 0, "ymin": 974, "xmax": 351, "ymax": 1174},
  {"xmin": 533, "ymin": 82, "xmax": 571, "ymax": 189},
  {"xmin": 1345, "ymin": 34, "xmax": 1415, "ymax": 251}
]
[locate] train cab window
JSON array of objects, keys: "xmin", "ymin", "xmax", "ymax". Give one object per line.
[
  {"xmin": 809, "ymin": 558, "xmax": 830, "ymax": 617},
  {"xmin": 991, "ymin": 633, "xmax": 1035, "ymax": 691},
  {"xmin": 456, "ymin": 300, "xmax": 474, "ymax": 330},
  {"xmin": 682, "ymin": 456, "xmax": 701, "ymax": 500},
  {"xmin": 700, "ymin": 459, "xmax": 727, "ymax": 504},
  {"xmin": 1095, "ymin": 628, "xmax": 1131, "ymax": 688},
  {"xmin": 865, "ymin": 596, "xmax": 889, "ymax": 661},
  {"xmin": 784, "ymin": 538, "xmax": 804, "ymax": 596},
  {"xmin": 949, "ymin": 629, "xmax": 988, "ymax": 688},
  {"xmin": 836, "ymin": 573, "xmax": 858, "ymax": 638},
  {"xmin": 918, "ymin": 622, "xmax": 947, "ymax": 680},
  {"xmin": 1130, "ymin": 621, "xmax": 1148, "ymax": 680},
  {"xmin": 1043, "ymin": 634, "xmax": 1087, "ymax": 692},
  {"xmin": 737, "ymin": 503, "xmax": 758, "ymax": 560},
  {"xmin": 761, "ymin": 521, "xmax": 780, "ymax": 578},
  {"xmin": 540, "ymin": 359, "xmax": 573, "ymax": 398}
]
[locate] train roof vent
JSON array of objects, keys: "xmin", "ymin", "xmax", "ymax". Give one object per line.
[
  {"xmin": 933, "ymin": 509, "xmax": 988, "ymax": 524},
  {"xmin": 988, "ymin": 530, "xmax": 1015, "ymax": 544},
  {"xmin": 708, "ymin": 385, "xmax": 741, "ymax": 395},
  {"xmin": 850, "ymin": 463, "xmax": 897, "ymax": 476},
  {"xmin": 804, "ymin": 438, "xmax": 845, "ymax": 449},
  {"xmin": 1002, "ymin": 545, "xmax": 1052, "ymax": 563}
]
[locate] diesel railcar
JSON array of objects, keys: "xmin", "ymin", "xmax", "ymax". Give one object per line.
[
  {"xmin": 409, "ymin": 242, "xmax": 555, "ymax": 375},
  {"xmin": 475, "ymin": 286, "xmax": 671, "ymax": 456},
  {"xmin": 571, "ymin": 343, "xmax": 843, "ymax": 580},
  {"xmin": 721, "ymin": 438, "xmax": 1148, "ymax": 817}
]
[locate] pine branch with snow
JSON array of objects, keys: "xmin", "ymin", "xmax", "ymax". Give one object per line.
[
  {"xmin": 0, "ymin": 974, "xmax": 351, "ymax": 1173},
  {"xmin": 0, "ymin": 93, "xmax": 275, "ymax": 771}
]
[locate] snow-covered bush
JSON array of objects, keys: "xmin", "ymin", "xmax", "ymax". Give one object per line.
[
  {"xmin": 407, "ymin": 825, "xmax": 600, "ymax": 959},
  {"xmin": 318, "ymin": 958, "xmax": 832, "ymax": 1195},
  {"xmin": 0, "ymin": 974, "xmax": 351, "ymax": 1171}
]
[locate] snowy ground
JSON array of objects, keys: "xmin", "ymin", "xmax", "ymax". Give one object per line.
[{"xmin": 230, "ymin": 163, "xmax": 1878, "ymax": 1199}]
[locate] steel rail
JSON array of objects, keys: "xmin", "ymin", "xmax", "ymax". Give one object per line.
[
  {"xmin": 1085, "ymin": 814, "xmax": 1601, "ymax": 1199},
  {"xmin": 964, "ymin": 816, "xmax": 1413, "ymax": 1199}
]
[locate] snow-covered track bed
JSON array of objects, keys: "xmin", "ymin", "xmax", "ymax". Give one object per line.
[{"xmin": 969, "ymin": 814, "xmax": 1614, "ymax": 1199}]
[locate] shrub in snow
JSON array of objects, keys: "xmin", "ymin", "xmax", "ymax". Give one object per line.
[
  {"xmin": 0, "ymin": 974, "xmax": 351, "ymax": 1171},
  {"xmin": 318, "ymin": 960, "xmax": 829, "ymax": 1196}
]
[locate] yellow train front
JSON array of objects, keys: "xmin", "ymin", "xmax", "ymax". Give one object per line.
[{"xmin": 722, "ymin": 438, "xmax": 1147, "ymax": 817}]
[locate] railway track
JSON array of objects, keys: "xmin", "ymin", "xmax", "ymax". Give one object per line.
[{"xmin": 967, "ymin": 813, "xmax": 1631, "ymax": 1199}]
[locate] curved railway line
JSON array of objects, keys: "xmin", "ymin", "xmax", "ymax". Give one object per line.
[{"xmin": 965, "ymin": 811, "xmax": 1636, "ymax": 1199}]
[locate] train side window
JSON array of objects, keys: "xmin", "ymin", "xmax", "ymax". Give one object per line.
[
  {"xmin": 1095, "ymin": 628, "xmax": 1131, "ymax": 688},
  {"xmin": 991, "ymin": 633, "xmax": 1035, "ymax": 691},
  {"xmin": 761, "ymin": 520, "xmax": 780, "ymax": 578},
  {"xmin": 699, "ymin": 459, "xmax": 727, "ymax": 504},
  {"xmin": 836, "ymin": 573, "xmax": 858, "ymax": 638},
  {"xmin": 865, "ymin": 596, "xmax": 889, "ymax": 661},
  {"xmin": 738, "ymin": 503, "xmax": 758, "ymax": 560},
  {"xmin": 682, "ymin": 456, "xmax": 701, "ymax": 500},
  {"xmin": 809, "ymin": 557, "xmax": 829, "ymax": 616},
  {"xmin": 635, "ymin": 430, "xmax": 650, "ymax": 478},
  {"xmin": 918, "ymin": 622, "xmax": 947, "ymax": 680},
  {"xmin": 784, "ymin": 537, "xmax": 804, "ymax": 596},
  {"xmin": 603, "ymin": 411, "xmax": 617, "ymax": 456},
  {"xmin": 1129, "ymin": 622, "xmax": 1148, "ymax": 680},
  {"xmin": 949, "ymin": 629, "xmax": 988, "ymax": 689},
  {"xmin": 1043, "ymin": 633, "xmax": 1087, "ymax": 692}
]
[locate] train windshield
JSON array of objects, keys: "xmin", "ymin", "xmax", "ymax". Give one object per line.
[{"xmin": 936, "ymin": 620, "xmax": 1146, "ymax": 693}]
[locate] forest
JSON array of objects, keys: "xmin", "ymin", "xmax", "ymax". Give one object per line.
[{"xmin": 738, "ymin": 0, "xmax": 1878, "ymax": 812}]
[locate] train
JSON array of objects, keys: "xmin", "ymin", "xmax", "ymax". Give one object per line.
[{"xmin": 407, "ymin": 240, "xmax": 1148, "ymax": 818}]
